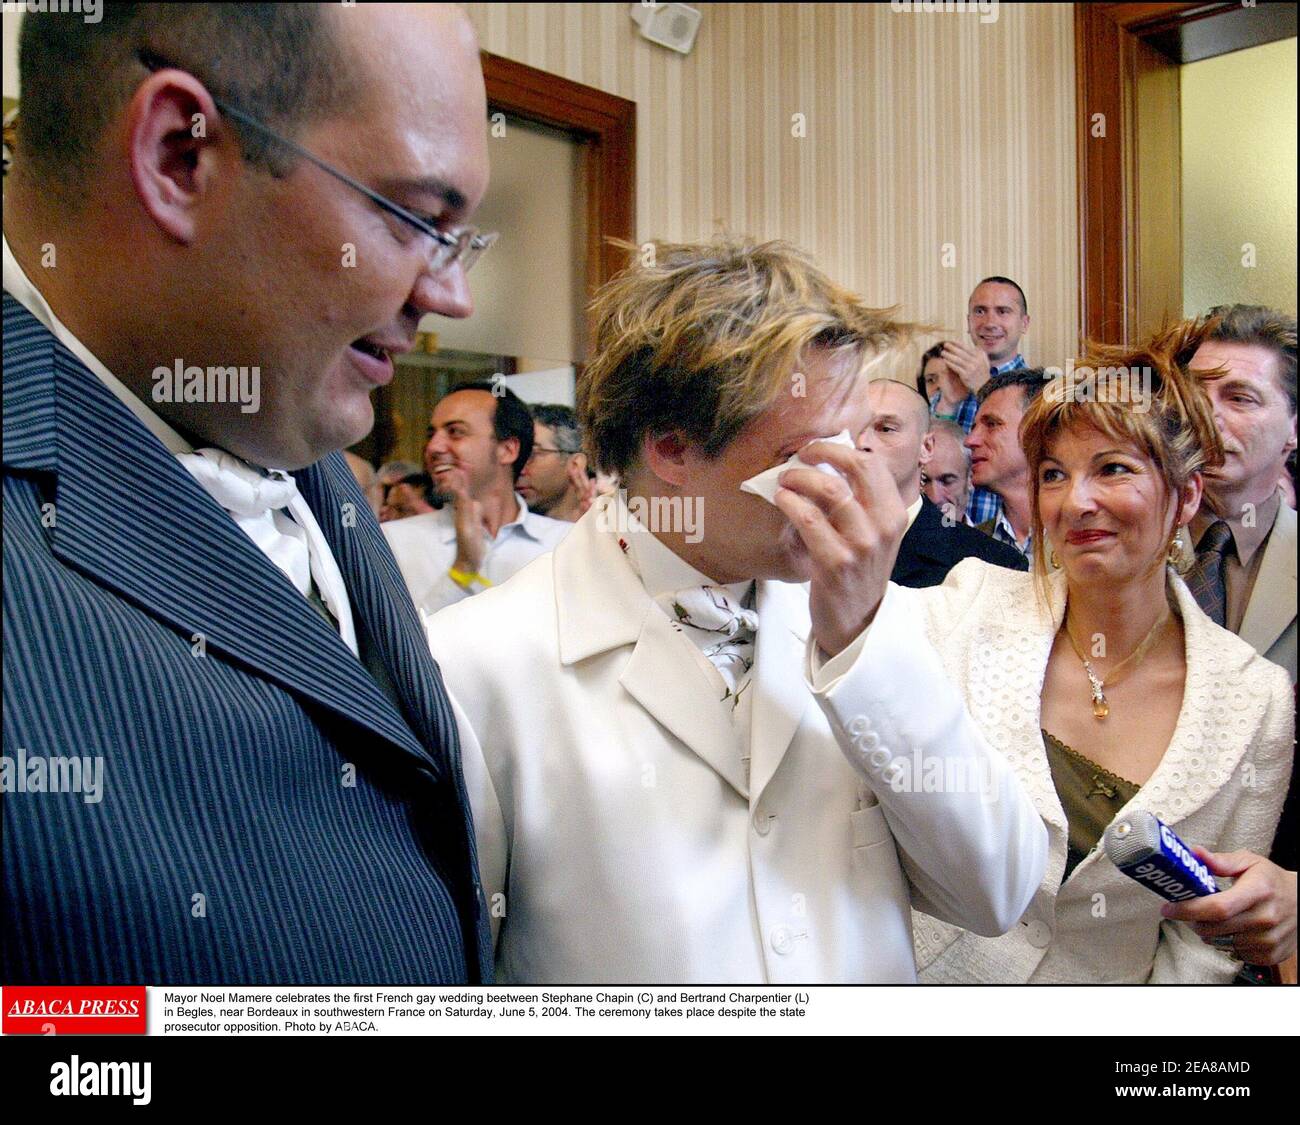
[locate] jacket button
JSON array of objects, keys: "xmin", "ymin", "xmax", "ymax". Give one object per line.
[
  {"xmin": 770, "ymin": 926, "xmax": 793, "ymax": 955},
  {"xmin": 753, "ymin": 808, "xmax": 774, "ymax": 837},
  {"xmin": 1025, "ymin": 920, "xmax": 1052, "ymax": 948}
]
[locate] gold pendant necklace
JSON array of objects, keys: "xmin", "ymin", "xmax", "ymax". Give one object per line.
[{"xmin": 1064, "ymin": 607, "xmax": 1171, "ymax": 720}]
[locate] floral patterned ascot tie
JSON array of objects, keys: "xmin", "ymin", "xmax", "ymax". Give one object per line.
[{"xmin": 662, "ymin": 584, "xmax": 759, "ymax": 707}]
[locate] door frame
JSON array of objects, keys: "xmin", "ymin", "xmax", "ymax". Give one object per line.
[
  {"xmin": 481, "ymin": 50, "xmax": 636, "ymax": 308},
  {"xmin": 1074, "ymin": 2, "xmax": 1223, "ymax": 346}
]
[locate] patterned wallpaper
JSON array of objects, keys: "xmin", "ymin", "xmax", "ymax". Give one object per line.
[{"xmin": 462, "ymin": 1, "xmax": 1079, "ymax": 373}]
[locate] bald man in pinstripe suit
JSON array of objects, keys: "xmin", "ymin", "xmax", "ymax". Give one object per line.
[{"xmin": 3, "ymin": 4, "xmax": 493, "ymax": 983}]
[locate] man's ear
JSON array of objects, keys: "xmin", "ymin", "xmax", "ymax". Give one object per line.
[
  {"xmin": 566, "ymin": 451, "xmax": 589, "ymax": 490},
  {"xmin": 1284, "ymin": 413, "xmax": 1298, "ymax": 457},
  {"xmin": 127, "ymin": 69, "xmax": 230, "ymax": 244},
  {"xmin": 1178, "ymin": 472, "xmax": 1206, "ymax": 529},
  {"xmin": 496, "ymin": 436, "xmax": 521, "ymax": 469},
  {"xmin": 641, "ymin": 431, "xmax": 690, "ymax": 487},
  {"xmin": 918, "ymin": 430, "xmax": 936, "ymax": 470}
]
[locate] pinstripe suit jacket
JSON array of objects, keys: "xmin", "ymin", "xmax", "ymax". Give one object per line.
[{"xmin": 2, "ymin": 293, "xmax": 490, "ymax": 984}]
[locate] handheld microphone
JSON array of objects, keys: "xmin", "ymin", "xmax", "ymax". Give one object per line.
[{"xmin": 1103, "ymin": 811, "xmax": 1219, "ymax": 902}]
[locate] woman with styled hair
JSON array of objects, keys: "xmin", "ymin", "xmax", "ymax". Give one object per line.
[{"xmin": 903, "ymin": 321, "xmax": 1294, "ymax": 982}]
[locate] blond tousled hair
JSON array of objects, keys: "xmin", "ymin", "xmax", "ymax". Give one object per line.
[
  {"xmin": 1020, "ymin": 319, "xmax": 1225, "ymax": 598},
  {"xmin": 578, "ymin": 237, "xmax": 918, "ymax": 477}
]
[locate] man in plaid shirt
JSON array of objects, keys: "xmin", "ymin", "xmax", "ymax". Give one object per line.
[{"xmin": 930, "ymin": 277, "xmax": 1030, "ymax": 525}]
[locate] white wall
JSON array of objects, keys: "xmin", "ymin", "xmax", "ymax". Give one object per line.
[
  {"xmin": 1182, "ymin": 38, "xmax": 1298, "ymax": 316},
  {"xmin": 426, "ymin": 116, "xmax": 582, "ymax": 368}
]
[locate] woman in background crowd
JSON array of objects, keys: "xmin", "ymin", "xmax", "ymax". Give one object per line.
[{"xmin": 900, "ymin": 322, "xmax": 1294, "ymax": 982}]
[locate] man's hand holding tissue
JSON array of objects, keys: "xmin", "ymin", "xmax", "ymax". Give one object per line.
[{"xmin": 773, "ymin": 440, "xmax": 907, "ymax": 658}]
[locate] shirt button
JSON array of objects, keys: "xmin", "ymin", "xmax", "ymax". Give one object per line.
[
  {"xmin": 860, "ymin": 730, "xmax": 881, "ymax": 751},
  {"xmin": 868, "ymin": 747, "xmax": 891, "ymax": 770},
  {"xmin": 753, "ymin": 808, "xmax": 773, "ymax": 837},
  {"xmin": 1025, "ymin": 920, "xmax": 1052, "ymax": 948},
  {"xmin": 770, "ymin": 926, "xmax": 793, "ymax": 955}
]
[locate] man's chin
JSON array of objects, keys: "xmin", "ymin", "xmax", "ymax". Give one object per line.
[{"xmin": 757, "ymin": 532, "xmax": 814, "ymax": 584}]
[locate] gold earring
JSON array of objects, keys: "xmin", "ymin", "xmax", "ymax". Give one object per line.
[
  {"xmin": 1167, "ymin": 528, "xmax": 1191, "ymax": 573},
  {"xmin": 1049, "ymin": 549, "xmax": 1060, "ymax": 570}
]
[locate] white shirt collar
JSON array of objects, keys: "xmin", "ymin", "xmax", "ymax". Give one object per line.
[
  {"xmin": 438, "ymin": 492, "xmax": 547, "ymax": 544},
  {"xmin": 618, "ymin": 491, "xmax": 751, "ymax": 604},
  {"xmin": 3, "ymin": 230, "xmax": 194, "ymax": 455},
  {"xmin": 513, "ymin": 495, "xmax": 555, "ymax": 542},
  {"xmin": 905, "ymin": 495, "xmax": 924, "ymax": 531}
]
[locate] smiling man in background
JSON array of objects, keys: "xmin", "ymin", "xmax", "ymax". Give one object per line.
[
  {"xmin": 4, "ymin": 2, "xmax": 494, "ymax": 983},
  {"xmin": 383, "ymin": 382, "xmax": 571, "ymax": 615},
  {"xmin": 933, "ymin": 277, "xmax": 1031, "ymax": 525}
]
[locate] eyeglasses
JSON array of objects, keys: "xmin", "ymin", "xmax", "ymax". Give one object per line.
[
  {"xmin": 527, "ymin": 446, "xmax": 578, "ymax": 460},
  {"xmin": 137, "ymin": 49, "xmax": 498, "ymax": 275}
]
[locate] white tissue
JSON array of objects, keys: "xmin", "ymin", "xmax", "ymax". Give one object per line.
[{"xmin": 739, "ymin": 430, "xmax": 855, "ymax": 505}]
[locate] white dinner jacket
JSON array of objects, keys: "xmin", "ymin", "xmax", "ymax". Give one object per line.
[
  {"xmin": 903, "ymin": 560, "xmax": 1294, "ymax": 984},
  {"xmin": 426, "ymin": 496, "xmax": 1047, "ymax": 984}
]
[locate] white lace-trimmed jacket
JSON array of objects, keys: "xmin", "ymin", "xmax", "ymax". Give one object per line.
[{"xmin": 903, "ymin": 559, "xmax": 1294, "ymax": 983}]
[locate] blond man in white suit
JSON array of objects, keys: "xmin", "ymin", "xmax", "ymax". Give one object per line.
[{"xmin": 425, "ymin": 238, "xmax": 1047, "ymax": 984}]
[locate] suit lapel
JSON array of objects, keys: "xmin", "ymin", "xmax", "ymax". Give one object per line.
[
  {"xmin": 556, "ymin": 497, "xmax": 748, "ymax": 798},
  {"xmin": 748, "ymin": 580, "xmax": 811, "ymax": 807},
  {"xmin": 1239, "ymin": 502, "xmax": 1297, "ymax": 658},
  {"xmin": 620, "ymin": 609, "xmax": 750, "ymax": 798},
  {"xmin": 41, "ymin": 325, "xmax": 437, "ymax": 775},
  {"xmin": 295, "ymin": 453, "xmax": 459, "ymax": 776},
  {"xmin": 1112, "ymin": 574, "xmax": 1265, "ymax": 827}
]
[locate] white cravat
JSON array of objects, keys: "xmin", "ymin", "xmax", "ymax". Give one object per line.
[
  {"xmin": 658, "ymin": 583, "xmax": 758, "ymax": 706},
  {"xmin": 615, "ymin": 494, "xmax": 760, "ymax": 780},
  {"xmin": 661, "ymin": 582, "xmax": 758, "ymax": 783},
  {"xmin": 177, "ymin": 449, "xmax": 358, "ymax": 657},
  {"xmin": 3, "ymin": 233, "xmax": 358, "ymax": 658}
]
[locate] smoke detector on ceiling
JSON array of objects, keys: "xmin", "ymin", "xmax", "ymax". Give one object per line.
[{"xmin": 629, "ymin": 3, "xmax": 701, "ymax": 55}]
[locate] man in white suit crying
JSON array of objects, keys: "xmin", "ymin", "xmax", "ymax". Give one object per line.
[{"xmin": 425, "ymin": 237, "xmax": 1048, "ymax": 983}]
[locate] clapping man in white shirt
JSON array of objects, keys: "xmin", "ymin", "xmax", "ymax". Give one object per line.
[
  {"xmin": 425, "ymin": 237, "xmax": 1047, "ymax": 984},
  {"xmin": 384, "ymin": 381, "xmax": 570, "ymax": 615}
]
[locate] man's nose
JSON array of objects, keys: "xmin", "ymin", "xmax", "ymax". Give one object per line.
[
  {"xmin": 412, "ymin": 260, "xmax": 474, "ymax": 321},
  {"xmin": 426, "ymin": 430, "xmax": 450, "ymax": 456}
]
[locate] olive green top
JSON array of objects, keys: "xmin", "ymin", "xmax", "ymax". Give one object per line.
[{"xmin": 1042, "ymin": 730, "xmax": 1141, "ymax": 883}]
